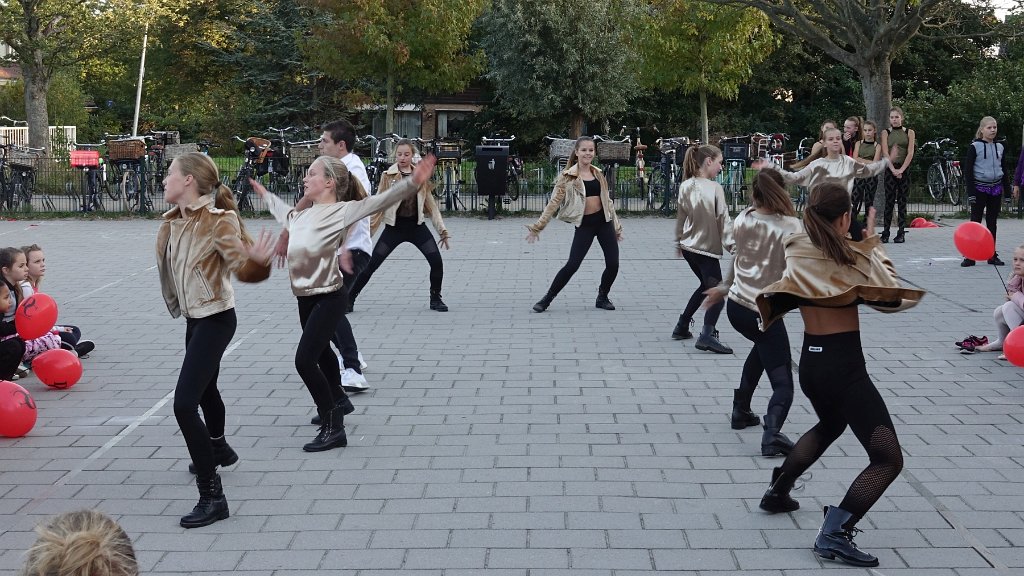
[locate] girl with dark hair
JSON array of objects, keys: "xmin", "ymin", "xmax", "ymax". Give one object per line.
[
  {"xmin": 755, "ymin": 182, "xmax": 924, "ymax": 567},
  {"xmin": 878, "ymin": 106, "xmax": 916, "ymax": 243},
  {"xmin": 704, "ymin": 171, "xmax": 801, "ymax": 456},
  {"xmin": 156, "ymin": 152, "xmax": 275, "ymax": 528},
  {"xmin": 673, "ymin": 144, "xmax": 734, "ymax": 354},
  {"xmin": 256, "ymin": 154, "xmax": 434, "ymax": 453},
  {"xmin": 527, "ymin": 136, "xmax": 623, "ymax": 312},
  {"xmin": 0, "ymin": 247, "xmax": 27, "ymax": 380},
  {"xmin": 961, "ymin": 116, "xmax": 1011, "ymax": 267},
  {"xmin": 348, "ymin": 139, "xmax": 451, "ymax": 311}
]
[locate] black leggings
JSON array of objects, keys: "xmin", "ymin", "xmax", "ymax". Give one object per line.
[
  {"xmin": 883, "ymin": 169, "xmax": 909, "ymax": 232},
  {"xmin": 680, "ymin": 250, "xmax": 723, "ymax": 327},
  {"xmin": 173, "ymin": 309, "xmax": 236, "ymax": 478},
  {"xmin": 779, "ymin": 332, "xmax": 903, "ymax": 519},
  {"xmin": 547, "ymin": 212, "xmax": 619, "ymax": 296},
  {"xmin": 0, "ymin": 337, "xmax": 25, "ymax": 380},
  {"xmin": 852, "ymin": 177, "xmax": 877, "ymax": 221},
  {"xmin": 727, "ymin": 301, "xmax": 793, "ymax": 421},
  {"xmin": 350, "ymin": 219, "xmax": 443, "ymax": 295},
  {"xmin": 296, "ymin": 290, "xmax": 347, "ymax": 416},
  {"xmin": 968, "ymin": 190, "xmax": 1001, "ymax": 247},
  {"xmin": 334, "ymin": 250, "xmax": 371, "ymax": 375}
]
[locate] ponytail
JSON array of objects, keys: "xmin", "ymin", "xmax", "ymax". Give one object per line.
[
  {"xmin": 803, "ymin": 182, "xmax": 856, "ymax": 266},
  {"xmin": 22, "ymin": 509, "xmax": 138, "ymax": 576},
  {"xmin": 751, "ymin": 171, "xmax": 795, "ymax": 217},
  {"xmin": 213, "ymin": 184, "xmax": 253, "ymax": 244},
  {"xmin": 682, "ymin": 145, "xmax": 722, "ymax": 180}
]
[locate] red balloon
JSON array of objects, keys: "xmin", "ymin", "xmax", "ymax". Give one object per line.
[
  {"xmin": 0, "ymin": 380, "xmax": 37, "ymax": 437},
  {"xmin": 1003, "ymin": 327, "xmax": 1024, "ymax": 367},
  {"xmin": 910, "ymin": 217, "xmax": 926, "ymax": 228},
  {"xmin": 14, "ymin": 293, "xmax": 58, "ymax": 340},
  {"xmin": 953, "ymin": 222, "xmax": 995, "ymax": 261},
  {"xmin": 33, "ymin": 349, "xmax": 83, "ymax": 390}
]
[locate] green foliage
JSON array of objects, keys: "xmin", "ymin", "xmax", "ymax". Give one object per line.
[{"xmin": 479, "ymin": 0, "xmax": 641, "ymax": 136}]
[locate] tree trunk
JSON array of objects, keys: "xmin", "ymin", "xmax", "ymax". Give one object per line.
[
  {"xmin": 699, "ymin": 89, "xmax": 709, "ymax": 145},
  {"xmin": 385, "ymin": 72, "xmax": 395, "ymax": 135},
  {"xmin": 23, "ymin": 63, "xmax": 50, "ymax": 153},
  {"xmin": 858, "ymin": 60, "xmax": 893, "ymax": 129},
  {"xmin": 569, "ymin": 113, "xmax": 585, "ymax": 139}
]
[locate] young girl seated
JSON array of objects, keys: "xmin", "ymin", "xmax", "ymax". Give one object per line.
[
  {"xmin": 961, "ymin": 244, "xmax": 1024, "ymax": 358},
  {"xmin": 20, "ymin": 244, "xmax": 95, "ymax": 358}
]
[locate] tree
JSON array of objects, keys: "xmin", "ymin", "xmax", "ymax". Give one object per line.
[
  {"xmin": 704, "ymin": 0, "xmax": 1011, "ymax": 127},
  {"xmin": 633, "ymin": 2, "xmax": 776, "ymax": 143},
  {"xmin": 302, "ymin": 0, "xmax": 486, "ymax": 133},
  {"xmin": 479, "ymin": 0, "xmax": 641, "ymax": 138}
]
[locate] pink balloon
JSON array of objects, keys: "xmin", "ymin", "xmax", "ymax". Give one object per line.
[
  {"xmin": 1003, "ymin": 327, "xmax": 1024, "ymax": 368},
  {"xmin": 953, "ymin": 222, "xmax": 995, "ymax": 261},
  {"xmin": 33, "ymin": 349, "xmax": 83, "ymax": 390},
  {"xmin": 0, "ymin": 380, "xmax": 37, "ymax": 437},
  {"xmin": 15, "ymin": 293, "xmax": 58, "ymax": 340}
]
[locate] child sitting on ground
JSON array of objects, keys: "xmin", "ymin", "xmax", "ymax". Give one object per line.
[
  {"xmin": 960, "ymin": 244, "xmax": 1024, "ymax": 359},
  {"xmin": 21, "ymin": 244, "xmax": 95, "ymax": 358}
]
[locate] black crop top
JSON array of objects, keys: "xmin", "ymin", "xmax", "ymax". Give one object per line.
[{"xmin": 583, "ymin": 178, "xmax": 600, "ymax": 198}]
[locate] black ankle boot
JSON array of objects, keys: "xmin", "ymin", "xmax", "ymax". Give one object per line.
[
  {"xmin": 180, "ymin": 473, "xmax": 229, "ymax": 528},
  {"xmin": 533, "ymin": 293, "xmax": 554, "ymax": 313},
  {"xmin": 730, "ymin": 389, "xmax": 760, "ymax": 429},
  {"xmin": 759, "ymin": 466, "xmax": 800, "ymax": 513},
  {"xmin": 880, "ymin": 230, "xmax": 890, "ymax": 243},
  {"xmin": 671, "ymin": 316, "xmax": 693, "ymax": 340},
  {"xmin": 429, "ymin": 289, "xmax": 448, "ymax": 312},
  {"xmin": 813, "ymin": 506, "xmax": 879, "ymax": 567},
  {"xmin": 595, "ymin": 290, "xmax": 615, "ymax": 310},
  {"xmin": 761, "ymin": 414, "xmax": 794, "ymax": 457},
  {"xmin": 189, "ymin": 436, "xmax": 239, "ymax": 474},
  {"xmin": 310, "ymin": 395, "xmax": 356, "ymax": 425},
  {"xmin": 893, "ymin": 229, "xmax": 905, "ymax": 243},
  {"xmin": 695, "ymin": 325, "xmax": 733, "ymax": 354},
  {"xmin": 304, "ymin": 407, "xmax": 347, "ymax": 452}
]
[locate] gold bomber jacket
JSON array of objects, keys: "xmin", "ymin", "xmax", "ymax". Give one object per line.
[
  {"xmin": 756, "ymin": 232, "xmax": 925, "ymax": 329},
  {"xmin": 675, "ymin": 177, "xmax": 734, "ymax": 258},
  {"xmin": 370, "ymin": 164, "xmax": 446, "ymax": 237},
  {"xmin": 527, "ymin": 164, "xmax": 622, "ymax": 234},
  {"xmin": 156, "ymin": 194, "xmax": 270, "ymax": 319},
  {"xmin": 721, "ymin": 208, "xmax": 803, "ymax": 312}
]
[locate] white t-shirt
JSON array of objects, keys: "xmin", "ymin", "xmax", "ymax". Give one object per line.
[{"xmin": 340, "ymin": 152, "xmax": 373, "ymax": 254}]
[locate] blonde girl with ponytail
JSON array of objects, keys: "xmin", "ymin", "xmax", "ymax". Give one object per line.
[
  {"xmin": 22, "ymin": 509, "xmax": 138, "ymax": 576},
  {"xmin": 156, "ymin": 152, "xmax": 276, "ymax": 528}
]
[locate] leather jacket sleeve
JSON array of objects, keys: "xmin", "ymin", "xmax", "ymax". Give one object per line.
[
  {"xmin": 529, "ymin": 177, "xmax": 568, "ymax": 234},
  {"xmin": 212, "ymin": 214, "xmax": 270, "ymax": 283},
  {"xmin": 423, "ymin": 190, "xmax": 448, "ymax": 238}
]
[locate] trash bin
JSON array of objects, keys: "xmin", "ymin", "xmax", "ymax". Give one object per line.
[{"xmin": 475, "ymin": 145, "xmax": 509, "ymax": 196}]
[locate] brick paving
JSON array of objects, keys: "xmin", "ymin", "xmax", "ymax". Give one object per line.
[{"xmin": 0, "ymin": 213, "xmax": 1022, "ymax": 575}]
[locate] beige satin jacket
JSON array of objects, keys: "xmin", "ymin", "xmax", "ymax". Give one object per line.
[
  {"xmin": 756, "ymin": 232, "xmax": 925, "ymax": 329},
  {"xmin": 675, "ymin": 177, "xmax": 734, "ymax": 258},
  {"xmin": 156, "ymin": 195, "xmax": 270, "ymax": 319},
  {"xmin": 370, "ymin": 164, "xmax": 446, "ymax": 237},
  {"xmin": 528, "ymin": 164, "xmax": 622, "ymax": 234},
  {"xmin": 722, "ymin": 208, "xmax": 803, "ymax": 312}
]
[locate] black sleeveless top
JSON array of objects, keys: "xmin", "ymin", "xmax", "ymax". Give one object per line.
[{"xmin": 583, "ymin": 179, "xmax": 600, "ymax": 198}]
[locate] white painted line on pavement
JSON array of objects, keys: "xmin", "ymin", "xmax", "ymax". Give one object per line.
[{"xmin": 60, "ymin": 265, "xmax": 157, "ymax": 305}]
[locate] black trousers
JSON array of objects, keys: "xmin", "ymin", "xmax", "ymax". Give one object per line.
[
  {"xmin": 882, "ymin": 169, "xmax": 909, "ymax": 232},
  {"xmin": 727, "ymin": 300, "xmax": 793, "ymax": 420},
  {"xmin": 547, "ymin": 211, "xmax": 619, "ymax": 296},
  {"xmin": 296, "ymin": 290, "xmax": 348, "ymax": 416},
  {"xmin": 333, "ymin": 250, "xmax": 370, "ymax": 375},
  {"xmin": 852, "ymin": 176, "xmax": 877, "ymax": 221},
  {"xmin": 350, "ymin": 218, "xmax": 443, "ymax": 296},
  {"xmin": 680, "ymin": 250, "xmax": 723, "ymax": 327},
  {"xmin": 968, "ymin": 190, "xmax": 1002, "ymax": 249},
  {"xmin": 0, "ymin": 337, "xmax": 25, "ymax": 380},
  {"xmin": 173, "ymin": 309, "xmax": 236, "ymax": 478},
  {"xmin": 779, "ymin": 332, "xmax": 903, "ymax": 519}
]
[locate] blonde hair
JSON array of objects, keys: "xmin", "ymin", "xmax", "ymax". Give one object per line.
[
  {"xmin": 844, "ymin": 116, "xmax": 863, "ymax": 141},
  {"xmin": 804, "ymin": 182, "xmax": 856, "ymax": 266},
  {"xmin": 311, "ymin": 155, "xmax": 368, "ymax": 202},
  {"xmin": 682, "ymin": 145, "xmax": 722, "ymax": 180},
  {"xmin": 172, "ymin": 153, "xmax": 252, "ymax": 244},
  {"xmin": 21, "ymin": 510, "xmax": 138, "ymax": 576},
  {"xmin": 394, "ymin": 138, "xmax": 419, "ymax": 157},
  {"xmin": 975, "ymin": 116, "xmax": 997, "ymax": 140},
  {"xmin": 751, "ymin": 171, "xmax": 796, "ymax": 217},
  {"xmin": 566, "ymin": 136, "xmax": 595, "ymax": 172},
  {"xmin": 20, "ymin": 243, "xmax": 43, "ymax": 290}
]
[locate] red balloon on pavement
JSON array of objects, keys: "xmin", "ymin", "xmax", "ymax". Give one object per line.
[
  {"xmin": 1003, "ymin": 327, "xmax": 1024, "ymax": 367},
  {"xmin": 0, "ymin": 380, "xmax": 37, "ymax": 437},
  {"xmin": 33, "ymin": 349, "xmax": 83, "ymax": 390},
  {"xmin": 953, "ymin": 222, "xmax": 995, "ymax": 261},
  {"xmin": 14, "ymin": 293, "xmax": 58, "ymax": 340}
]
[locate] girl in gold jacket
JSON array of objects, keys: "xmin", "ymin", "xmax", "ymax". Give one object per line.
[
  {"xmin": 526, "ymin": 136, "xmax": 623, "ymax": 312},
  {"xmin": 347, "ymin": 140, "xmax": 451, "ymax": 311}
]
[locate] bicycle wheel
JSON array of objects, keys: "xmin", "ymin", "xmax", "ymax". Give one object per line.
[
  {"xmin": 444, "ymin": 166, "xmax": 455, "ymax": 211},
  {"xmin": 234, "ymin": 178, "xmax": 254, "ymax": 213},
  {"xmin": 647, "ymin": 172, "xmax": 662, "ymax": 211},
  {"xmin": 926, "ymin": 163, "xmax": 945, "ymax": 202},
  {"xmin": 506, "ymin": 172, "xmax": 520, "ymax": 201},
  {"xmin": 659, "ymin": 171, "xmax": 674, "ymax": 215},
  {"xmin": 123, "ymin": 170, "xmax": 140, "ymax": 212},
  {"xmin": 948, "ymin": 164, "xmax": 963, "ymax": 205},
  {"xmin": 105, "ymin": 168, "xmax": 120, "ymax": 200}
]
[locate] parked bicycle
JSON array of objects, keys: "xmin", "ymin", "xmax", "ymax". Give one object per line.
[
  {"xmin": 792, "ymin": 136, "xmax": 815, "ymax": 210},
  {"xmin": 420, "ymin": 137, "xmax": 468, "ymax": 211},
  {"xmin": 2, "ymin": 144, "xmax": 46, "ymax": 211},
  {"xmin": 594, "ymin": 129, "xmax": 631, "ymax": 203},
  {"xmin": 287, "ymin": 138, "xmax": 319, "ymax": 200},
  {"xmin": 145, "ymin": 130, "xmax": 179, "ymax": 197},
  {"xmin": 357, "ymin": 133, "xmax": 399, "ymax": 194},
  {"xmin": 718, "ymin": 135, "xmax": 751, "ymax": 212},
  {"xmin": 230, "ymin": 135, "xmax": 271, "ymax": 213},
  {"xmin": 69, "ymin": 143, "xmax": 108, "ymax": 212},
  {"xmin": 104, "ymin": 134, "xmax": 152, "ymax": 213},
  {"xmin": 923, "ymin": 138, "xmax": 963, "ymax": 205},
  {"xmin": 648, "ymin": 133, "xmax": 688, "ymax": 215},
  {"xmin": 630, "ymin": 127, "xmax": 648, "ymax": 211},
  {"xmin": 264, "ymin": 126, "xmax": 297, "ymax": 198}
]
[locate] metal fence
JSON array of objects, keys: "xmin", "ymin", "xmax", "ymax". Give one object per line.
[{"xmin": 0, "ymin": 156, "xmax": 1014, "ymax": 219}]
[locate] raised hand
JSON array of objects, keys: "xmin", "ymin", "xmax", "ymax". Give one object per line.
[
  {"xmin": 525, "ymin": 230, "xmax": 539, "ymax": 244},
  {"xmin": 246, "ymin": 229, "xmax": 276, "ymax": 266},
  {"xmin": 249, "ymin": 178, "xmax": 270, "ymax": 199},
  {"xmin": 413, "ymin": 154, "xmax": 437, "ymax": 186},
  {"xmin": 273, "ymin": 231, "xmax": 289, "ymax": 268}
]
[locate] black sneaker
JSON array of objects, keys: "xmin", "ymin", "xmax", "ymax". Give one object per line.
[
  {"xmin": 988, "ymin": 255, "xmax": 1005, "ymax": 266},
  {"xmin": 961, "ymin": 258, "xmax": 976, "ymax": 267},
  {"xmin": 74, "ymin": 340, "xmax": 95, "ymax": 358},
  {"xmin": 60, "ymin": 341, "xmax": 77, "ymax": 355}
]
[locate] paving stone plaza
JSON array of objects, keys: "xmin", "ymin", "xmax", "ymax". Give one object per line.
[{"xmin": 1, "ymin": 214, "xmax": 1022, "ymax": 575}]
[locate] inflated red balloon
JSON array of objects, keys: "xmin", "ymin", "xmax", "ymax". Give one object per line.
[
  {"xmin": 1003, "ymin": 327, "xmax": 1024, "ymax": 367},
  {"xmin": 0, "ymin": 379, "xmax": 37, "ymax": 437},
  {"xmin": 910, "ymin": 217, "xmax": 926, "ymax": 228},
  {"xmin": 953, "ymin": 222, "xmax": 995, "ymax": 261},
  {"xmin": 14, "ymin": 293, "xmax": 58, "ymax": 340},
  {"xmin": 33, "ymin": 349, "xmax": 83, "ymax": 390}
]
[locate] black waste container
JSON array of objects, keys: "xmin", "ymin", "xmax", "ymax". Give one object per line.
[{"xmin": 475, "ymin": 145, "xmax": 509, "ymax": 196}]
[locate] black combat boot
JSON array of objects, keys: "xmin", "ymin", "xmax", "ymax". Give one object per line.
[
  {"xmin": 189, "ymin": 436, "xmax": 239, "ymax": 474},
  {"xmin": 758, "ymin": 466, "xmax": 800, "ymax": 513},
  {"xmin": 813, "ymin": 506, "xmax": 879, "ymax": 567},
  {"xmin": 180, "ymin": 473, "xmax": 229, "ymax": 528}
]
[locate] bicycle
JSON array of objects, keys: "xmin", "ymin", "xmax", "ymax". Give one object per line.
[
  {"xmin": 105, "ymin": 134, "xmax": 151, "ymax": 213},
  {"xmin": 4, "ymin": 144, "xmax": 46, "ymax": 211},
  {"xmin": 146, "ymin": 130, "xmax": 179, "ymax": 197},
  {"xmin": 421, "ymin": 137, "xmax": 468, "ymax": 211},
  {"xmin": 480, "ymin": 134, "xmax": 524, "ymax": 203},
  {"xmin": 791, "ymin": 136, "xmax": 816, "ymax": 210},
  {"xmin": 230, "ymin": 135, "xmax": 271, "ymax": 213},
  {"xmin": 264, "ymin": 126, "xmax": 297, "ymax": 198},
  {"xmin": 922, "ymin": 138, "xmax": 963, "ymax": 206},
  {"xmin": 287, "ymin": 138, "xmax": 319, "ymax": 200},
  {"xmin": 594, "ymin": 129, "xmax": 631, "ymax": 204},
  {"xmin": 358, "ymin": 133, "xmax": 399, "ymax": 194},
  {"xmin": 630, "ymin": 127, "xmax": 648, "ymax": 212},
  {"xmin": 69, "ymin": 144, "xmax": 108, "ymax": 212},
  {"xmin": 648, "ymin": 133, "xmax": 687, "ymax": 215},
  {"xmin": 718, "ymin": 135, "xmax": 751, "ymax": 212}
]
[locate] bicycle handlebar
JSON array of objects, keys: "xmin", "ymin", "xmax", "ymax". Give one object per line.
[
  {"xmin": 593, "ymin": 135, "xmax": 629, "ymax": 143},
  {"xmin": 482, "ymin": 135, "xmax": 516, "ymax": 144},
  {"xmin": 266, "ymin": 126, "xmax": 295, "ymax": 134}
]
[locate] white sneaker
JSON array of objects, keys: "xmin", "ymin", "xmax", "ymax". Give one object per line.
[
  {"xmin": 341, "ymin": 368, "xmax": 369, "ymax": 393},
  {"xmin": 358, "ymin": 351, "xmax": 367, "ymax": 371}
]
